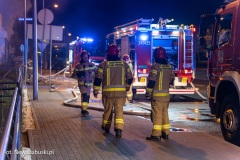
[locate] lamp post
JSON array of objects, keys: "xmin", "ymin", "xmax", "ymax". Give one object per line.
[
  {"xmin": 24, "ymin": 0, "xmax": 27, "ymax": 85},
  {"xmin": 33, "ymin": 0, "xmax": 38, "ymax": 100},
  {"xmin": 40, "ymin": 0, "xmax": 44, "ymax": 76}
]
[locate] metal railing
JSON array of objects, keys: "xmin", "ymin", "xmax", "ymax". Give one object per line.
[{"xmin": 0, "ymin": 66, "xmax": 23, "ymax": 160}]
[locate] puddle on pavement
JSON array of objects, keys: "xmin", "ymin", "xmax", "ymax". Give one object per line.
[
  {"xmin": 170, "ymin": 127, "xmax": 191, "ymax": 132},
  {"xmin": 186, "ymin": 108, "xmax": 217, "ymax": 121},
  {"xmin": 187, "ymin": 117, "xmax": 219, "ymax": 122},
  {"xmin": 187, "ymin": 108, "xmax": 209, "ymax": 111},
  {"xmin": 90, "ymin": 100, "xmax": 102, "ymax": 103}
]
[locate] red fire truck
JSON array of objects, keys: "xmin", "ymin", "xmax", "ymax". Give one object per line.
[
  {"xmin": 69, "ymin": 39, "xmax": 84, "ymax": 69},
  {"xmin": 69, "ymin": 38, "xmax": 95, "ymax": 72},
  {"xmin": 106, "ymin": 18, "xmax": 197, "ymax": 96},
  {"xmin": 200, "ymin": 0, "xmax": 240, "ymax": 146}
]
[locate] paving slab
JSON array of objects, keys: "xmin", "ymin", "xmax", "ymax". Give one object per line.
[{"xmin": 26, "ymin": 76, "xmax": 240, "ymax": 160}]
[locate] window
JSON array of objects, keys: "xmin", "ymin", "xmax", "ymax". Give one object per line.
[
  {"xmin": 217, "ymin": 14, "xmax": 232, "ymax": 47},
  {"xmin": 153, "ymin": 39, "xmax": 173, "ymax": 48},
  {"xmin": 152, "ymin": 38, "xmax": 178, "ymax": 68}
]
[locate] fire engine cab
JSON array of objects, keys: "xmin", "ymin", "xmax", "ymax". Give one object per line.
[
  {"xmin": 200, "ymin": 0, "xmax": 240, "ymax": 146},
  {"xmin": 106, "ymin": 18, "xmax": 197, "ymax": 96}
]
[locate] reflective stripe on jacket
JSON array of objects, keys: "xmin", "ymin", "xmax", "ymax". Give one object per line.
[
  {"xmin": 94, "ymin": 60, "xmax": 133, "ymax": 97},
  {"xmin": 147, "ymin": 63, "xmax": 174, "ymax": 101},
  {"xmin": 72, "ymin": 62, "xmax": 96, "ymax": 93}
]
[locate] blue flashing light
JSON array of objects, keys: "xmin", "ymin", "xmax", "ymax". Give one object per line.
[
  {"xmin": 80, "ymin": 38, "xmax": 93, "ymax": 43},
  {"xmin": 140, "ymin": 35, "xmax": 148, "ymax": 41}
]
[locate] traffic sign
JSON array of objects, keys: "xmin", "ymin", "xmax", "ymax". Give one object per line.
[
  {"xmin": 20, "ymin": 44, "xmax": 24, "ymax": 53},
  {"xmin": 38, "ymin": 9, "xmax": 54, "ymax": 25}
]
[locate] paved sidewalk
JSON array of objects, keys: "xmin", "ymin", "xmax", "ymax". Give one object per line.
[{"xmin": 26, "ymin": 77, "xmax": 240, "ymax": 160}]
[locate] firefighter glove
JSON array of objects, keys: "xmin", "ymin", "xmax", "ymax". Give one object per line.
[
  {"xmin": 93, "ymin": 93, "xmax": 98, "ymax": 98},
  {"xmin": 170, "ymin": 78, "xmax": 174, "ymax": 85},
  {"xmin": 71, "ymin": 73, "xmax": 75, "ymax": 78},
  {"xmin": 93, "ymin": 90, "xmax": 98, "ymax": 98},
  {"xmin": 126, "ymin": 84, "xmax": 130, "ymax": 91},
  {"xmin": 145, "ymin": 92, "xmax": 151, "ymax": 100}
]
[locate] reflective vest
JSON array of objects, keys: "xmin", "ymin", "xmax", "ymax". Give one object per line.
[
  {"xmin": 146, "ymin": 63, "xmax": 174, "ymax": 101},
  {"xmin": 73, "ymin": 62, "xmax": 96, "ymax": 88},
  {"xmin": 94, "ymin": 60, "xmax": 133, "ymax": 97}
]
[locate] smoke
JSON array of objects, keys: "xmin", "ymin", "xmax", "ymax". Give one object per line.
[
  {"xmin": 0, "ymin": 0, "xmax": 32, "ymax": 39},
  {"xmin": 0, "ymin": 0, "xmax": 32, "ymax": 54}
]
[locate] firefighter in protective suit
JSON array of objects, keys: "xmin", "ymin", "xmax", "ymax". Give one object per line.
[
  {"xmin": 93, "ymin": 45, "xmax": 133, "ymax": 138},
  {"xmin": 122, "ymin": 54, "xmax": 133, "ymax": 103},
  {"xmin": 71, "ymin": 51, "xmax": 97, "ymax": 116},
  {"xmin": 146, "ymin": 46, "xmax": 174, "ymax": 141}
]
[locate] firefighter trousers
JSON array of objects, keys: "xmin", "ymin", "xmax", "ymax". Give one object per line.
[
  {"xmin": 151, "ymin": 100, "xmax": 170, "ymax": 137},
  {"xmin": 81, "ymin": 93, "xmax": 90, "ymax": 111},
  {"xmin": 102, "ymin": 96, "xmax": 125, "ymax": 131},
  {"xmin": 79, "ymin": 86, "xmax": 91, "ymax": 111}
]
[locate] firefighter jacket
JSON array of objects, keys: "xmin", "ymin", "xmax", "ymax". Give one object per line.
[
  {"xmin": 72, "ymin": 62, "xmax": 97, "ymax": 93},
  {"xmin": 146, "ymin": 63, "xmax": 174, "ymax": 101},
  {"xmin": 93, "ymin": 60, "xmax": 133, "ymax": 98}
]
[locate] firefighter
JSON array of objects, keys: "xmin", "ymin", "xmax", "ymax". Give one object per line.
[
  {"xmin": 122, "ymin": 54, "xmax": 133, "ymax": 103},
  {"xmin": 218, "ymin": 28, "xmax": 231, "ymax": 46},
  {"xmin": 145, "ymin": 46, "xmax": 174, "ymax": 141},
  {"xmin": 93, "ymin": 44, "xmax": 133, "ymax": 138},
  {"xmin": 71, "ymin": 50, "xmax": 97, "ymax": 116},
  {"xmin": 158, "ymin": 17, "xmax": 166, "ymax": 29}
]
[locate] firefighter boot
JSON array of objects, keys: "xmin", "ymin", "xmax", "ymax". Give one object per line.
[
  {"xmin": 162, "ymin": 132, "xmax": 169, "ymax": 139},
  {"xmin": 146, "ymin": 136, "xmax": 161, "ymax": 141},
  {"xmin": 101, "ymin": 125, "xmax": 110, "ymax": 134},
  {"xmin": 81, "ymin": 110, "xmax": 89, "ymax": 117},
  {"xmin": 115, "ymin": 129, "xmax": 122, "ymax": 138}
]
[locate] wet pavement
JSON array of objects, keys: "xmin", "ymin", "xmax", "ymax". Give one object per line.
[{"xmin": 25, "ymin": 74, "xmax": 240, "ymax": 160}]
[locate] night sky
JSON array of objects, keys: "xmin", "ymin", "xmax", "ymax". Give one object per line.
[
  {"xmin": 0, "ymin": 0, "xmax": 225, "ymax": 42},
  {"xmin": 40, "ymin": 0, "xmax": 224, "ymax": 41}
]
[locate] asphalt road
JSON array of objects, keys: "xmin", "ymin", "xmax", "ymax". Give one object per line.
[{"xmin": 133, "ymin": 79, "xmax": 223, "ymax": 140}]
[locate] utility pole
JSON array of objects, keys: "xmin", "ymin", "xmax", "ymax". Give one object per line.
[
  {"xmin": 33, "ymin": 0, "xmax": 38, "ymax": 100},
  {"xmin": 24, "ymin": 0, "xmax": 27, "ymax": 86}
]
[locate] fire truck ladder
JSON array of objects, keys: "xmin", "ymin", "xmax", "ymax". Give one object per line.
[
  {"xmin": 183, "ymin": 30, "xmax": 207, "ymax": 100},
  {"xmin": 183, "ymin": 31, "xmax": 193, "ymax": 69},
  {"xmin": 114, "ymin": 18, "xmax": 154, "ymax": 30}
]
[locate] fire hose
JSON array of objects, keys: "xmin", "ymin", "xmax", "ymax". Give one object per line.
[{"xmin": 190, "ymin": 82, "xmax": 207, "ymax": 100}]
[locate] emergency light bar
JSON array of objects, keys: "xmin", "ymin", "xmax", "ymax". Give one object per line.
[
  {"xmin": 151, "ymin": 24, "xmax": 179, "ymax": 30},
  {"xmin": 165, "ymin": 25, "xmax": 179, "ymax": 29},
  {"xmin": 80, "ymin": 38, "xmax": 93, "ymax": 42}
]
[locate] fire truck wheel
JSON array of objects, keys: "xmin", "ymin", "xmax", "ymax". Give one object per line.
[{"xmin": 220, "ymin": 95, "xmax": 240, "ymax": 146}]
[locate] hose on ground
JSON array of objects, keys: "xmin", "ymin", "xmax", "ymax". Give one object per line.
[{"xmin": 190, "ymin": 82, "xmax": 207, "ymax": 100}]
